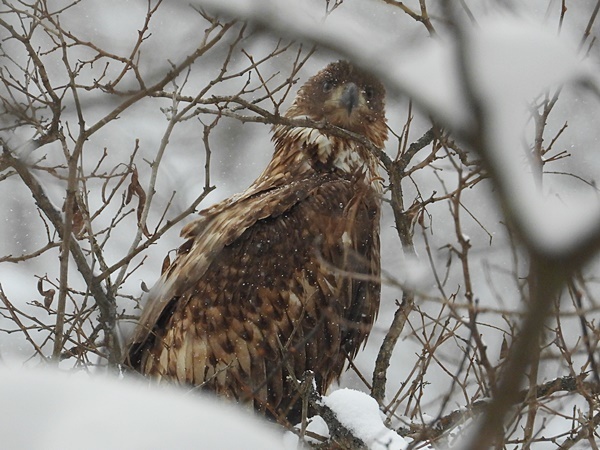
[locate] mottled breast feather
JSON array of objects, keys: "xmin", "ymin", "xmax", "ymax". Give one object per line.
[{"xmin": 123, "ymin": 60, "xmax": 387, "ymax": 425}]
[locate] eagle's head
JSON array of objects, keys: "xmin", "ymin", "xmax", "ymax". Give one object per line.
[
  {"xmin": 286, "ymin": 60, "xmax": 387, "ymax": 148},
  {"xmin": 294, "ymin": 61, "xmax": 386, "ymax": 139},
  {"xmin": 268, "ymin": 61, "xmax": 387, "ymax": 182}
]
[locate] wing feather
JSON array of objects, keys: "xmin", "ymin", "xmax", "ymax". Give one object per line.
[
  {"xmin": 192, "ymin": 338, "xmax": 208, "ymax": 384},
  {"xmin": 176, "ymin": 334, "xmax": 190, "ymax": 383},
  {"xmin": 123, "ymin": 176, "xmax": 337, "ymax": 359},
  {"xmin": 232, "ymin": 329, "xmax": 252, "ymax": 377}
]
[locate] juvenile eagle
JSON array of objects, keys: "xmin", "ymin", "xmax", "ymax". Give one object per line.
[{"xmin": 124, "ymin": 61, "xmax": 388, "ymax": 423}]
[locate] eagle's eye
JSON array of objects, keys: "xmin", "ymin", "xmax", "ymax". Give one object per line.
[
  {"xmin": 364, "ymin": 86, "xmax": 375, "ymax": 101},
  {"xmin": 322, "ymin": 80, "xmax": 334, "ymax": 93}
]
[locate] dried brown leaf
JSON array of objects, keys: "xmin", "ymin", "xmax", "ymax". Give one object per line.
[
  {"xmin": 71, "ymin": 200, "xmax": 85, "ymax": 237},
  {"xmin": 126, "ymin": 167, "xmax": 150, "ymax": 237},
  {"xmin": 500, "ymin": 335, "xmax": 509, "ymax": 360},
  {"xmin": 37, "ymin": 278, "xmax": 56, "ymax": 309}
]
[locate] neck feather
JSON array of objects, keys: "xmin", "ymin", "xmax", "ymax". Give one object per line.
[{"xmin": 247, "ymin": 124, "xmax": 382, "ymax": 194}]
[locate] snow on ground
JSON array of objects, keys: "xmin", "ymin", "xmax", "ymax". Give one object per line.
[{"xmin": 0, "ymin": 367, "xmax": 283, "ymax": 450}]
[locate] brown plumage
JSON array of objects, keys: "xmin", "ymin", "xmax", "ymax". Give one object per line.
[{"xmin": 123, "ymin": 60, "xmax": 388, "ymax": 424}]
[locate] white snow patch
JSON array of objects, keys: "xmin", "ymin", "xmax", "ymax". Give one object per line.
[
  {"xmin": 0, "ymin": 367, "xmax": 283, "ymax": 450},
  {"xmin": 322, "ymin": 388, "xmax": 408, "ymax": 450}
]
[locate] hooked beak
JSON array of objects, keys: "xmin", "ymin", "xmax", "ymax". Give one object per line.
[{"xmin": 339, "ymin": 82, "xmax": 359, "ymax": 115}]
